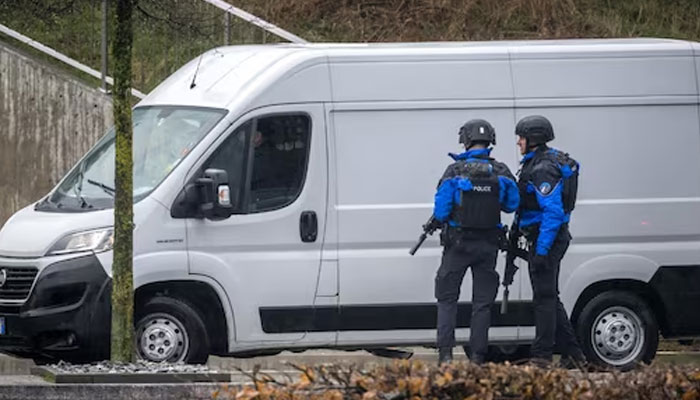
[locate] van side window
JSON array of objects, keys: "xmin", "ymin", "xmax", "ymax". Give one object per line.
[
  {"xmin": 205, "ymin": 121, "xmax": 251, "ymax": 213},
  {"xmin": 248, "ymin": 114, "xmax": 311, "ymax": 212}
]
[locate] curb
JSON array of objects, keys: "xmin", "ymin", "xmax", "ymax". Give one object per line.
[
  {"xmin": 0, "ymin": 383, "xmax": 224, "ymax": 400},
  {"xmin": 30, "ymin": 366, "xmax": 231, "ymax": 384}
]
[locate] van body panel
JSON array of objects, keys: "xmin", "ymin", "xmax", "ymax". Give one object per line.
[
  {"xmin": 512, "ymin": 56, "xmax": 697, "ymax": 99},
  {"xmin": 692, "ymin": 44, "xmax": 700, "ymax": 96},
  {"xmin": 329, "ymin": 58, "xmax": 512, "ymax": 102},
  {"xmin": 0, "ymin": 196, "xmax": 167, "ymax": 259},
  {"xmin": 559, "ymin": 254, "xmax": 659, "ymax": 313},
  {"xmin": 0, "ymin": 206, "xmax": 112, "ymax": 258},
  {"xmin": 649, "ymin": 266, "xmax": 700, "ymax": 336},
  {"xmin": 248, "ymin": 61, "xmax": 332, "ymax": 109},
  {"xmin": 509, "ymin": 39, "xmax": 693, "ymax": 59},
  {"xmin": 512, "ymin": 105, "xmax": 700, "ymax": 246},
  {"xmin": 331, "ymin": 327, "xmax": 519, "ymax": 347}
]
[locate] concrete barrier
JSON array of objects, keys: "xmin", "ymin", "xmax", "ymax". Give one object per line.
[{"xmin": 0, "ymin": 40, "xmax": 112, "ymax": 228}]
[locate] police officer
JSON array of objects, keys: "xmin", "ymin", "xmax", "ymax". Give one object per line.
[
  {"xmin": 514, "ymin": 115, "xmax": 586, "ymax": 366},
  {"xmin": 431, "ymin": 119, "xmax": 519, "ymax": 365}
]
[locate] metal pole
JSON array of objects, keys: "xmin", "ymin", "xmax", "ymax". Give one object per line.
[
  {"xmin": 101, "ymin": 0, "xmax": 109, "ymax": 92},
  {"xmin": 224, "ymin": 12, "xmax": 230, "ymax": 45}
]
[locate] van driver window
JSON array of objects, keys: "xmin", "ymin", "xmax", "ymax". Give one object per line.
[
  {"xmin": 202, "ymin": 114, "xmax": 310, "ymax": 214},
  {"xmin": 248, "ymin": 114, "xmax": 310, "ymax": 212}
]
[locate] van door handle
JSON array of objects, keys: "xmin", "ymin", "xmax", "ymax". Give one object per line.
[{"xmin": 300, "ymin": 211, "xmax": 318, "ymax": 243}]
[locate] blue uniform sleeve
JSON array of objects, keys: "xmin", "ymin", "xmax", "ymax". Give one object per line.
[
  {"xmin": 434, "ymin": 178, "xmax": 457, "ymax": 222},
  {"xmin": 533, "ymin": 180, "xmax": 565, "ymax": 255},
  {"xmin": 498, "ymin": 175, "xmax": 519, "ymax": 213}
]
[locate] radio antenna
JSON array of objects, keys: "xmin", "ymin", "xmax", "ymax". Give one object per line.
[{"xmin": 190, "ymin": 52, "xmax": 206, "ymax": 89}]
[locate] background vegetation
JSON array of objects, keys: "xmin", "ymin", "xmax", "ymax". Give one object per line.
[{"xmin": 2, "ymin": 0, "xmax": 700, "ymax": 93}]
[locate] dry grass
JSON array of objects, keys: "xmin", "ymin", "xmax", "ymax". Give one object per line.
[
  {"xmin": 241, "ymin": 0, "xmax": 700, "ymax": 42},
  {"xmin": 212, "ymin": 360, "xmax": 700, "ymax": 399},
  {"xmin": 3, "ymin": 0, "xmax": 700, "ymax": 92}
]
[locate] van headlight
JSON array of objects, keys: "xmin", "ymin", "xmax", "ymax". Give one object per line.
[{"xmin": 47, "ymin": 228, "xmax": 114, "ymax": 256}]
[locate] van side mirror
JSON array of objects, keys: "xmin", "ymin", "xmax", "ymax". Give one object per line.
[{"xmin": 197, "ymin": 168, "xmax": 234, "ymax": 220}]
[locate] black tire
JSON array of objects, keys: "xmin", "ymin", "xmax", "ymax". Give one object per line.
[
  {"xmin": 576, "ymin": 291, "xmax": 658, "ymax": 371},
  {"xmin": 462, "ymin": 344, "xmax": 530, "ymax": 363},
  {"xmin": 135, "ymin": 296, "xmax": 209, "ymax": 364}
]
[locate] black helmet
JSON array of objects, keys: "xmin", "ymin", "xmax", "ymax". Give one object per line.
[
  {"xmin": 515, "ymin": 115, "xmax": 554, "ymax": 145},
  {"xmin": 458, "ymin": 119, "xmax": 496, "ymax": 148}
]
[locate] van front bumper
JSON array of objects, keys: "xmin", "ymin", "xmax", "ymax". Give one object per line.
[{"xmin": 0, "ymin": 254, "xmax": 111, "ymax": 361}]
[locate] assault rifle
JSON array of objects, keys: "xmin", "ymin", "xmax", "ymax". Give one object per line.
[
  {"xmin": 409, "ymin": 216, "xmax": 441, "ymax": 256},
  {"xmin": 501, "ymin": 222, "xmax": 528, "ymax": 314}
]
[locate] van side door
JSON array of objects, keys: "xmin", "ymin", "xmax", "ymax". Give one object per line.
[{"xmin": 331, "ymin": 108, "xmax": 520, "ymax": 346}]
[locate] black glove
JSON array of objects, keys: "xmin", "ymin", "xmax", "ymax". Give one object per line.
[
  {"xmin": 424, "ymin": 218, "xmax": 442, "ymax": 233},
  {"xmin": 531, "ymin": 254, "xmax": 548, "ymax": 269}
]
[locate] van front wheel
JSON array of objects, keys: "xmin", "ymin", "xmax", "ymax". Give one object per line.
[
  {"xmin": 576, "ymin": 291, "xmax": 658, "ymax": 370},
  {"xmin": 135, "ymin": 296, "xmax": 209, "ymax": 364}
]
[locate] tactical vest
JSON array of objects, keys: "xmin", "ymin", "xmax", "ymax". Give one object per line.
[
  {"xmin": 451, "ymin": 159, "xmax": 501, "ymax": 229},
  {"xmin": 519, "ymin": 149, "xmax": 579, "ymax": 214}
]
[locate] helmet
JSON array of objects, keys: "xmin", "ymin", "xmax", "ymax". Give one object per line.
[
  {"xmin": 515, "ymin": 115, "xmax": 554, "ymax": 145},
  {"xmin": 458, "ymin": 119, "xmax": 496, "ymax": 148}
]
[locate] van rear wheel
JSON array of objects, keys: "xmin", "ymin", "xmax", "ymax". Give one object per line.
[
  {"xmin": 135, "ymin": 296, "xmax": 209, "ymax": 364},
  {"xmin": 576, "ymin": 291, "xmax": 658, "ymax": 371}
]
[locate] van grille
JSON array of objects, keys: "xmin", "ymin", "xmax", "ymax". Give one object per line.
[{"xmin": 0, "ymin": 267, "xmax": 38, "ymax": 301}]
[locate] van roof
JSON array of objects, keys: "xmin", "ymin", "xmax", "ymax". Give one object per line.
[
  {"xmin": 297, "ymin": 37, "xmax": 690, "ymax": 48},
  {"xmin": 139, "ymin": 38, "xmax": 700, "ymax": 109}
]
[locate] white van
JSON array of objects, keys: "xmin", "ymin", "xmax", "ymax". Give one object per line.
[{"xmin": 0, "ymin": 38, "xmax": 698, "ymax": 369}]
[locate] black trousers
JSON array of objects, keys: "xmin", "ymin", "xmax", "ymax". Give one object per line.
[
  {"xmin": 527, "ymin": 226, "xmax": 584, "ymax": 361},
  {"xmin": 435, "ymin": 236, "xmax": 499, "ymax": 361}
]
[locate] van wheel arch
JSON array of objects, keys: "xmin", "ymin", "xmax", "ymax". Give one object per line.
[
  {"xmin": 571, "ymin": 279, "xmax": 668, "ymax": 335},
  {"xmin": 135, "ymin": 281, "xmax": 229, "ymax": 355}
]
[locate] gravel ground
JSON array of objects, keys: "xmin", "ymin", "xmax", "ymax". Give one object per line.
[{"xmin": 47, "ymin": 360, "xmax": 220, "ymax": 374}]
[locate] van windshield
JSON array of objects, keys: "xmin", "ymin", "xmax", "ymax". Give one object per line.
[{"xmin": 38, "ymin": 106, "xmax": 226, "ymax": 212}]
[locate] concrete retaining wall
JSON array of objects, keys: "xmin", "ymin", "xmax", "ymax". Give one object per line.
[{"xmin": 0, "ymin": 40, "xmax": 113, "ymax": 228}]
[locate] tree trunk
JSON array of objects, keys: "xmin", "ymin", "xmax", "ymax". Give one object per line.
[{"xmin": 111, "ymin": 0, "xmax": 134, "ymax": 363}]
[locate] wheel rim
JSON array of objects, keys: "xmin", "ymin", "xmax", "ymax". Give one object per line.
[
  {"xmin": 591, "ymin": 306, "xmax": 644, "ymax": 366},
  {"xmin": 136, "ymin": 313, "xmax": 189, "ymax": 362}
]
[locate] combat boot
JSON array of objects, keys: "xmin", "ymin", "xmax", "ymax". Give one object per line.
[{"xmin": 438, "ymin": 347, "xmax": 453, "ymax": 365}]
